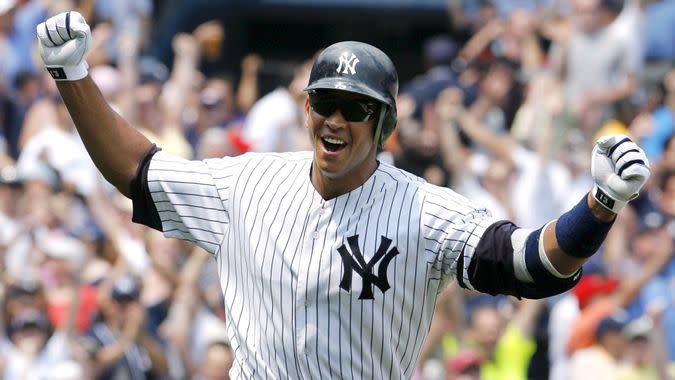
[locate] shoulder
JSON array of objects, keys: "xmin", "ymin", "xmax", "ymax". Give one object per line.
[
  {"xmin": 210, "ymin": 151, "xmax": 313, "ymax": 186},
  {"xmin": 224, "ymin": 151, "xmax": 313, "ymax": 168},
  {"xmin": 375, "ymin": 161, "xmax": 426, "ymax": 188},
  {"xmin": 376, "ymin": 162, "xmax": 489, "ymax": 218},
  {"xmin": 151, "ymin": 150, "xmax": 312, "ymax": 170},
  {"xmin": 252, "ymin": 150, "xmax": 313, "ymax": 161}
]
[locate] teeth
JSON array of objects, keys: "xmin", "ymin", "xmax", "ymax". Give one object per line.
[{"xmin": 323, "ymin": 137, "xmax": 345, "ymax": 145}]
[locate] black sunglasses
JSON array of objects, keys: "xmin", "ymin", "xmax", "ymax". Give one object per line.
[{"xmin": 308, "ymin": 91, "xmax": 378, "ymax": 122}]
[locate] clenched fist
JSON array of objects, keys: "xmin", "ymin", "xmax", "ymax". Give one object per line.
[
  {"xmin": 592, "ymin": 135, "xmax": 650, "ymax": 213},
  {"xmin": 36, "ymin": 11, "xmax": 92, "ymax": 81}
]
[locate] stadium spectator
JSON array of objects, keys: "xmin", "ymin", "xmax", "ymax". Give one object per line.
[{"xmin": 569, "ymin": 315, "xmax": 629, "ymax": 380}]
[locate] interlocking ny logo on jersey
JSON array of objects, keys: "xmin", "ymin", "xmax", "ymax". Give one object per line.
[
  {"xmin": 337, "ymin": 235, "xmax": 399, "ymax": 300},
  {"xmin": 336, "ymin": 52, "xmax": 360, "ymax": 75}
]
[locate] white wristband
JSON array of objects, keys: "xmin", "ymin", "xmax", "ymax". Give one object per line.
[
  {"xmin": 46, "ymin": 61, "xmax": 89, "ymax": 81},
  {"xmin": 592, "ymin": 185, "xmax": 626, "ymax": 214}
]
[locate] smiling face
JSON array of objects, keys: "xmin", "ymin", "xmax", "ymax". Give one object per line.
[{"xmin": 305, "ymin": 90, "xmax": 380, "ymax": 197}]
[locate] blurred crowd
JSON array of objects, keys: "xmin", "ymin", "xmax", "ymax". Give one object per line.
[{"xmin": 0, "ymin": 0, "xmax": 674, "ymax": 379}]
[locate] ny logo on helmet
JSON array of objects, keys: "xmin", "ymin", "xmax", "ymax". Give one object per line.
[
  {"xmin": 337, "ymin": 235, "xmax": 399, "ymax": 300},
  {"xmin": 336, "ymin": 52, "xmax": 360, "ymax": 75}
]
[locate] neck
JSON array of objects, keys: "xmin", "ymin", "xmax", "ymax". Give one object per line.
[{"xmin": 311, "ymin": 157, "xmax": 378, "ymax": 200}]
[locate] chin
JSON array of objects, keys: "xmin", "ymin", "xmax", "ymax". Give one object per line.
[
  {"xmin": 317, "ymin": 163, "xmax": 343, "ymax": 179},
  {"xmin": 316, "ymin": 159, "xmax": 348, "ymax": 179}
]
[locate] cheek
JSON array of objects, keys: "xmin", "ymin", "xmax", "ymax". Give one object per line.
[{"xmin": 306, "ymin": 115, "xmax": 323, "ymax": 135}]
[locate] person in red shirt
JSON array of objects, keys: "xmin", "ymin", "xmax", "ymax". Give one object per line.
[{"xmin": 39, "ymin": 232, "xmax": 98, "ymax": 334}]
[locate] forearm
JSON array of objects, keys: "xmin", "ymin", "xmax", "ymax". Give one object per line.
[
  {"xmin": 650, "ymin": 317, "xmax": 673, "ymax": 380},
  {"xmin": 180, "ymin": 247, "xmax": 210, "ymax": 286},
  {"xmin": 505, "ymin": 193, "xmax": 614, "ymax": 300},
  {"xmin": 458, "ymin": 23, "xmax": 500, "ymax": 63},
  {"xmin": 419, "ymin": 286, "xmax": 453, "ymax": 365},
  {"xmin": 456, "ymin": 112, "xmax": 515, "ymax": 164},
  {"xmin": 510, "ymin": 135, "xmax": 649, "ymax": 297},
  {"xmin": 164, "ymin": 295, "xmax": 198, "ymax": 375},
  {"xmin": 139, "ymin": 333, "xmax": 169, "ymax": 376},
  {"xmin": 165, "ymin": 37, "xmax": 199, "ymax": 128},
  {"xmin": 117, "ymin": 35, "xmax": 139, "ymax": 124},
  {"xmin": 95, "ymin": 307, "xmax": 146, "ymax": 369},
  {"xmin": 94, "ymin": 335, "xmax": 136, "ymax": 369},
  {"xmin": 56, "ymin": 76, "xmax": 153, "ymax": 197},
  {"xmin": 237, "ymin": 71, "xmax": 259, "ymax": 114},
  {"xmin": 593, "ymin": 75, "xmax": 637, "ymax": 104},
  {"xmin": 437, "ymin": 120, "xmax": 466, "ymax": 185},
  {"xmin": 616, "ymin": 235, "xmax": 673, "ymax": 307},
  {"xmin": 520, "ymin": 34, "xmax": 545, "ymax": 73},
  {"xmin": 511, "ymin": 299, "xmax": 544, "ymax": 338},
  {"xmin": 543, "ymin": 193, "xmax": 615, "ymax": 276}
]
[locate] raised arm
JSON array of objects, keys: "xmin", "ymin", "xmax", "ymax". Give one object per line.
[
  {"xmin": 436, "ymin": 100, "xmax": 645, "ymax": 283},
  {"xmin": 56, "ymin": 78, "xmax": 153, "ymax": 196},
  {"xmin": 37, "ymin": 12, "xmax": 153, "ymax": 197},
  {"xmin": 457, "ymin": 135, "xmax": 650, "ymax": 300}
]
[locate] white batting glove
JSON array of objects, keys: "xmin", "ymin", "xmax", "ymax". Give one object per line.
[
  {"xmin": 36, "ymin": 11, "xmax": 92, "ymax": 81},
  {"xmin": 591, "ymin": 134, "xmax": 650, "ymax": 213}
]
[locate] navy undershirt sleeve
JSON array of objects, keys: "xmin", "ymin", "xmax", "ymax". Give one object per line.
[
  {"xmin": 130, "ymin": 144, "xmax": 163, "ymax": 231},
  {"xmin": 468, "ymin": 220, "xmax": 582, "ymax": 299}
]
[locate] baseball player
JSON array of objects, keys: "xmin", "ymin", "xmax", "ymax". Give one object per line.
[{"xmin": 37, "ymin": 12, "xmax": 650, "ymax": 380}]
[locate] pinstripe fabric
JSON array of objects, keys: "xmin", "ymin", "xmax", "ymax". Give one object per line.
[{"xmin": 146, "ymin": 150, "xmax": 495, "ymax": 379}]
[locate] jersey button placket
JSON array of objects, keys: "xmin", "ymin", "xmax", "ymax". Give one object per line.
[{"xmin": 294, "ymin": 201, "xmax": 323, "ymax": 372}]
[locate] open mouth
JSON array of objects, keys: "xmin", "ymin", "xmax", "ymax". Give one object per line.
[{"xmin": 321, "ymin": 136, "xmax": 347, "ymax": 152}]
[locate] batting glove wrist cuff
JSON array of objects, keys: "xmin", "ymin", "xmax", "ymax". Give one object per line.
[
  {"xmin": 592, "ymin": 185, "xmax": 628, "ymax": 214},
  {"xmin": 46, "ymin": 61, "xmax": 89, "ymax": 81}
]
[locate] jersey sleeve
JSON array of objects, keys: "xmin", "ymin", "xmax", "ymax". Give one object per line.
[
  {"xmin": 430, "ymin": 207, "xmax": 580, "ymax": 298},
  {"xmin": 422, "ymin": 187, "xmax": 497, "ymax": 291},
  {"xmin": 424, "ymin": 186, "xmax": 568, "ymax": 297},
  {"xmin": 131, "ymin": 148, "xmax": 244, "ymax": 255}
]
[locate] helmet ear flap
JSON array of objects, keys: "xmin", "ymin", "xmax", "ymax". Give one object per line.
[{"xmin": 376, "ymin": 106, "xmax": 397, "ymax": 148}]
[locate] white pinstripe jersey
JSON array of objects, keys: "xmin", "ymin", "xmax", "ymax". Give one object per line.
[{"xmin": 146, "ymin": 150, "xmax": 496, "ymax": 379}]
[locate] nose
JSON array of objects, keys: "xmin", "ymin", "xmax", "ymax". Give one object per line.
[{"xmin": 324, "ymin": 108, "xmax": 348, "ymax": 129}]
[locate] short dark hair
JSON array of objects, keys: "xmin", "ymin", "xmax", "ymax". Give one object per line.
[
  {"xmin": 600, "ymin": 0, "xmax": 624, "ymax": 14},
  {"xmin": 595, "ymin": 315, "xmax": 626, "ymax": 340}
]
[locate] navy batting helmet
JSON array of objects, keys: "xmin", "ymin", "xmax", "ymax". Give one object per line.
[{"xmin": 305, "ymin": 41, "xmax": 398, "ymax": 147}]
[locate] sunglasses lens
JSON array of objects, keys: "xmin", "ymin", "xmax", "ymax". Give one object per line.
[
  {"xmin": 339, "ymin": 99, "xmax": 374, "ymax": 122},
  {"xmin": 311, "ymin": 100, "xmax": 337, "ymax": 118},
  {"xmin": 310, "ymin": 92, "xmax": 377, "ymax": 122}
]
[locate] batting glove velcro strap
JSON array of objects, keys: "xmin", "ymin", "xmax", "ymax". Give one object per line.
[
  {"xmin": 36, "ymin": 11, "xmax": 92, "ymax": 81},
  {"xmin": 591, "ymin": 134, "xmax": 650, "ymax": 213}
]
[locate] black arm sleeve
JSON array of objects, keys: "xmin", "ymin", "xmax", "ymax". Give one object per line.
[
  {"xmin": 130, "ymin": 144, "xmax": 163, "ymax": 231},
  {"xmin": 467, "ymin": 220, "xmax": 581, "ymax": 299}
]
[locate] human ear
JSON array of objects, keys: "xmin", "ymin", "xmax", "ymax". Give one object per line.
[{"xmin": 304, "ymin": 96, "xmax": 311, "ymax": 128}]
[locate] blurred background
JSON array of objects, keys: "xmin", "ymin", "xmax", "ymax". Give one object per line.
[{"xmin": 0, "ymin": 0, "xmax": 674, "ymax": 379}]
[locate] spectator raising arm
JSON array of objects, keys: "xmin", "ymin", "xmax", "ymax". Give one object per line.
[
  {"xmin": 647, "ymin": 306, "xmax": 674, "ymax": 380},
  {"xmin": 161, "ymin": 246, "xmax": 211, "ymax": 377},
  {"xmin": 236, "ymin": 53, "xmax": 262, "ymax": 114},
  {"xmin": 435, "ymin": 86, "xmax": 469, "ymax": 188},
  {"xmin": 162, "ymin": 32, "xmax": 201, "ymax": 133}
]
